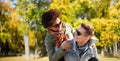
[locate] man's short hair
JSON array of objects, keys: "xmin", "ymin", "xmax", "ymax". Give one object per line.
[
  {"xmin": 81, "ymin": 23, "xmax": 94, "ymax": 35},
  {"xmin": 42, "ymin": 9, "xmax": 61, "ymax": 28}
]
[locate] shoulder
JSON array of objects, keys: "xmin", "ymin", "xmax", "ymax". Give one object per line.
[
  {"xmin": 90, "ymin": 36, "xmax": 98, "ymax": 43},
  {"xmin": 44, "ymin": 31, "xmax": 56, "ymax": 43},
  {"xmin": 63, "ymin": 23, "xmax": 74, "ymax": 30},
  {"xmin": 62, "ymin": 23, "xmax": 75, "ymax": 36},
  {"xmin": 68, "ymin": 39, "xmax": 74, "ymax": 45}
]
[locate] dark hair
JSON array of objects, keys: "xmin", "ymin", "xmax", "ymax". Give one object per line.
[
  {"xmin": 81, "ymin": 23, "xmax": 94, "ymax": 35},
  {"xmin": 42, "ymin": 9, "xmax": 61, "ymax": 28},
  {"xmin": 88, "ymin": 57, "xmax": 99, "ymax": 61}
]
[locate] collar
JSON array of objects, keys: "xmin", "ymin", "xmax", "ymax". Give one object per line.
[
  {"xmin": 71, "ymin": 39, "xmax": 77, "ymax": 52},
  {"xmin": 72, "ymin": 39, "xmax": 91, "ymax": 52}
]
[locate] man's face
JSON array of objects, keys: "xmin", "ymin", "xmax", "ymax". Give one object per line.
[
  {"xmin": 48, "ymin": 18, "xmax": 63, "ymax": 37},
  {"xmin": 74, "ymin": 27, "xmax": 91, "ymax": 44}
]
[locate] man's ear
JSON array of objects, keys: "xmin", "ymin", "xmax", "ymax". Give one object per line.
[
  {"xmin": 88, "ymin": 36, "xmax": 92, "ymax": 40},
  {"xmin": 87, "ymin": 36, "xmax": 92, "ymax": 42}
]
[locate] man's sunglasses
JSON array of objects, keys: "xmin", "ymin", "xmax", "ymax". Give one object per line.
[
  {"xmin": 76, "ymin": 30, "xmax": 82, "ymax": 36},
  {"xmin": 76, "ymin": 30, "xmax": 88, "ymax": 37}
]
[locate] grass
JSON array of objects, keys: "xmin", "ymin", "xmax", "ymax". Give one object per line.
[
  {"xmin": 0, "ymin": 55, "xmax": 120, "ymax": 61},
  {"xmin": 0, "ymin": 56, "xmax": 49, "ymax": 61},
  {"xmin": 98, "ymin": 55, "xmax": 120, "ymax": 61}
]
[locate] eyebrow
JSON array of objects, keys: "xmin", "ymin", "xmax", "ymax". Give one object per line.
[{"xmin": 53, "ymin": 21, "xmax": 62, "ymax": 26}]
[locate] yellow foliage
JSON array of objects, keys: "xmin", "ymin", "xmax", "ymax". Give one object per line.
[
  {"xmin": 91, "ymin": 18, "xmax": 120, "ymax": 47},
  {"xmin": 9, "ymin": 20, "xmax": 20, "ymax": 29},
  {"xmin": 109, "ymin": 6, "xmax": 118, "ymax": 17},
  {"xmin": 29, "ymin": 31, "xmax": 35, "ymax": 48}
]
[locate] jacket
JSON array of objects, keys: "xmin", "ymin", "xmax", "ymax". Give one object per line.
[
  {"xmin": 64, "ymin": 39, "xmax": 97, "ymax": 61},
  {"xmin": 44, "ymin": 23, "xmax": 75, "ymax": 61}
]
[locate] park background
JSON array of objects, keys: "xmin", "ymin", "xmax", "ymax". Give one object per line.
[{"xmin": 0, "ymin": 0, "xmax": 120, "ymax": 61}]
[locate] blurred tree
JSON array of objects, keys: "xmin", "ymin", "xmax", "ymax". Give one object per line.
[
  {"xmin": 0, "ymin": 2, "xmax": 13, "ymax": 55},
  {"xmin": 91, "ymin": 18, "xmax": 120, "ymax": 56},
  {"xmin": 15, "ymin": 0, "xmax": 49, "ymax": 57},
  {"xmin": 49, "ymin": 0, "xmax": 76, "ymax": 25},
  {"xmin": 1, "ymin": 0, "xmax": 119, "ymax": 57},
  {"xmin": 0, "ymin": 2, "xmax": 24, "ymax": 55}
]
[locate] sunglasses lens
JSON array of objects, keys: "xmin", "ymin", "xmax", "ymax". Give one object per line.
[{"xmin": 76, "ymin": 30, "xmax": 81, "ymax": 36}]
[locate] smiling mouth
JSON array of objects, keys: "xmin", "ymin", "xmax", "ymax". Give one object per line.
[
  {"xmin": 50, "ymin": 29, "xmax": 59, "ymax": 32},
  {"xmin": 49, "ymin": 29, "xmax": 62, "ymax": 35}
]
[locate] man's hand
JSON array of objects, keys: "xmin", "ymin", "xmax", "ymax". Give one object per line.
[
  {"xmin": 91, "ymin": 43, "xmax": 96, "ymax": 48},
  {"xmin": 61, "ymin": 41, "xmax": 72, "ymax": 51}
]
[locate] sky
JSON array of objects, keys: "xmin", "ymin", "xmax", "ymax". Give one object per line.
[
  {"xmin": 0, "ymin": 0, "xmax": 17, "ymax": 8},
  {"xmin": 10, "ymin": 0, "xmax": 17, "ymax": 8}
]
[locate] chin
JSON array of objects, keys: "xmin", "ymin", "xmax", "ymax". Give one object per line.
[{"xmin": 53, "ymin": 34, "xmax": 59, "ymax": 37}]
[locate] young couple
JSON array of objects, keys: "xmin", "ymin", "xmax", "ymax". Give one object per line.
[{"xmin": 42, "ymin": 9, "xmax": 99, "ymax": 61}]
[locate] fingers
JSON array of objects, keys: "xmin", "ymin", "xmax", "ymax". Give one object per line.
[
  {"xmin": 61, "ymin": 41, "xmax": 72, "ymax": 50},
  {"xmin": 91, "ymin": 43, "xmax": 96, "ymax": 48}
]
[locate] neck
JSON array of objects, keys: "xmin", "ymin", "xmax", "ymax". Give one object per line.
[
  {"xmin": 77, "ymin": 40, "xmax": 88, "ymax": 47},
  {"xmin": 77, "ymin": 42, "xmax": 85, "ymax": 47}
]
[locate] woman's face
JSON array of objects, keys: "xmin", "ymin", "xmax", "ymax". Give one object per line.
[{"xmin": 48, "ymin": 18, "xmax": 63, "ymax": 37}]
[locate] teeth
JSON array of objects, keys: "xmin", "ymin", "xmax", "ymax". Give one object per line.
[
  {"xmin": 53, "ymin": 31, "xmax": 63, "ymax": 34},
  {"xmin": 55, "ymin": 32, "xmax": 58, "ymax": 34}
]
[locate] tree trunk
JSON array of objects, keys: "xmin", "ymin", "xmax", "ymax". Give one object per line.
[
  {"xmin": 101, "ymin": 49, "xmax": 104, "ymax": 56},
  {"xmin": 34, "ymin": 19, "xmax": 38, "ymax": 59},
  {"xmin": 113, "ymin": 41, "xmax": 117, "ymax": 56},
  {"xmin": 24, "ymin": 34, "xmax": 30, "ymax": 60},
  {"xmin": 108, "ymin": 45, "xmax": 113, "ymax": 56},
  {"xmin": 34, "ymin": 38, "xmax": 38, "ymax": 59}
]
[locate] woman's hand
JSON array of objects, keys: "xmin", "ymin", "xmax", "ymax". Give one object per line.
[{"xmin": 61, "ymin": 41, "xmax": 72, "ymax": 51}]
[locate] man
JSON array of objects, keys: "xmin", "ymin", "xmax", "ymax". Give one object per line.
[
  {"xmin": 62, "ymin": 23, "xmax": 98, "ymax": 61},
  {"xmin": 42, "ymin": 9, "xmax": 75, "ymax": 61}
]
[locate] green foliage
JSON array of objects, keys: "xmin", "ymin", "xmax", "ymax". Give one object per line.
[
  {"xmin": 1, "ymin": 0, "xmax": 120, "ymax": 56},
  {"xmin": 0, "ymin": 2, "xmax": 24, "ymax": 53},
  {"xmin": 49, "ymin": 0, "xmax": 76, "ymax": 25},
  {"xmin": 16, "ymin": 0, "xmax": 47, "ymax": 53},
  {"xmin": 49, "ymin": 0, "xmax": 120, "ymax": 49}
]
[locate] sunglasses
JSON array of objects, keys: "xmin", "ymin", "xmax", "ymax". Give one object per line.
[
  {"xmin": 49, "ymin": 29, "xmax": 59, "ymax": 32},
  {"xmin": 76, "ymin": 30, "xmax": 89, "ymax": 37},
  {"xmin": 76, "ymin": 30, "xmax": 82, "ymax": 36},
  {"xmin": 50, "ymin": 21, "xmax": 62, "ymax": 28},
  {"xmin": 49, "ymin": 29, "xmax": 62, "ymax": 34}
]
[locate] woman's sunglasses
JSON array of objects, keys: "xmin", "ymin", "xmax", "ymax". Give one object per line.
[
  {"xmin": 49, "ymin": 29, "xmax": 59, "ymax": 32},
  {"xmin": 50, "ymin": 21, "xmax": 62, "ymax": 28}
]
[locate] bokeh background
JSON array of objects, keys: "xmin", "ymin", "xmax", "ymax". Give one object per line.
[{"xmin": 0, "ymin": 0, "xmax": 120, "ymax": 61}]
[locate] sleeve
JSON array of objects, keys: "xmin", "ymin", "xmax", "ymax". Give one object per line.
[
  {"xmin": 69, "ymin": 25, "xmax": 75, "ymax": 36},
  {"xmin": 93, "ymin": 44, "xmax": 98, "ymax": 57},
  {"xmin": 65, "ymin": 24, "xmax": 75, "ymax": 39},
  {"xmin": 90, "ymin": 37, "xmax": 98, "ymax": 57},
  {"xmin": 45, "ymin": 38, "xmax": 65, "ymax": 61},
  {"xmin": 91, "ymin": 36, "xmax": 98, "ymax": 43}
]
